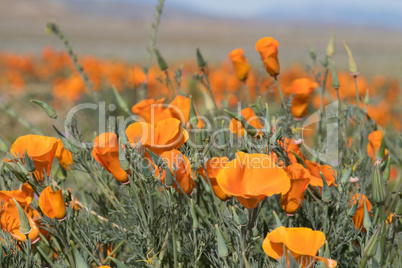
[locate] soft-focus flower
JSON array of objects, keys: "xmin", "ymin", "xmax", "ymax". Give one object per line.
[
  {"xmin": 126, "ymin": 118, "xmax": 189, "ymax": 155},
  {"xmin": 0, "ymin": 183, "xmax": 34, "ymax": 207},
  {"xmin": 131, "ymin": 97, "xmax": 166, "ymax": 124},
  {"xmin": 39, "ymin": 186, "xmax": 66, "ymax": 220},
  {"xmin": 9, "ymin": 135, "xmax": 58, "ymax": 181},
  {"xmin": 217, "ymin": 152, "xmax": 290, "ymax": 209},
  {"xmin": 0, "ymin": 199, "xmax": 40, "ymax": 242},
  {"xmin": 165, "ymin": 95, "xmax": 205, "ymax": 128},
  {"xmin": 228, "ymin": 108, "xmax": 264, "ymax": 138},
  {"xmin": 349, "ymin": 194, "xmax": 372, "ymax": 231},
  {"xmin": 92, "ymin": 132, "xmax": 129, "ymax": 183},
  {"xmin": 156, "ymin": 149, "xmax": 195, "ymax": 195},
  {"xmin": 262, "ymin": 226, "xmax": 337, "ymax": 267},
  {"xmin": 255, "ymin": 37, "xmax": 280, "ymax": 77},
  {"xmin": 228, "ymin": 48, "xmax": 250, "ymax": 81},
  {"xmin": 55, "ymin": 139, "xmax": 73, "ymax": 170},
  {"xmin": 280, "ymin": 163, "xmax": 311, "ymax": 215},
  {"xmin": 305, "ymin": 160, "xmax": 336, "ymax": 187},
  {"xmin": 367, "ymin": 130, "xmax": 388, "ymax": 161},
  {"xmin": 286, "ymin": 78, "xmax": 318, "ymax": 119},
  {"xmin": 197, "ymin": 157, "xmax": 231, "ymax": 201}
]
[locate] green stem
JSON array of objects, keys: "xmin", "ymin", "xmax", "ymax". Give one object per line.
[
  {"xmin": 274, "ymin": 76, "xmax": 288, "ymax": 115},
  {"xmin": 37, "ymin": 246, "xmax": 55, "ymax": 267},
  {"xmin": 67, "ymin": 225, "xmax": 102, "ymax": 266},
  {"xmin": 354, "ymin": 75, "xmax": 360, "ymax": 107},
  {"xmin": 202, "ymin": 67, "xmax": 219, "ymax": 113},
  {"xmin": 318, "ymin": 67, "xmax": 329, "ymax": 148},
  {"xmin": 172, "ymin": 221, "xmax": 178, "ymax": 268},
  {"xmin": 103, "ymin": 241, "xmax": 125, "ymax": 264}
]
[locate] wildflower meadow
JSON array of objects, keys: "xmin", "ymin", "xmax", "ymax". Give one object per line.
[{"xmin": 0, "ymin": 1, "xmax": 401, "ymax": 267}]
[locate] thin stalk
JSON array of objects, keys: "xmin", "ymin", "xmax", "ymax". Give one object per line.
[
  {"xmin": 201, "ymin": 66, "xmax": 219, "ymax": 113},
  {"xmin": 25, "ymin": 237, "xmax": 31, "ymax": 268},
  {"xmin": 103, "ymin": 241, "xmax": 125, "ymax": 264},
  {"xmin": 37, "ymin": 246, "xmax": 55, "ymax": 267},
  {"xmin": 353, "ymin": 75, "xmax": 360, "ymax": 107},
  {"xmin": 274, "ymin": 76, "xmax": 288, "ymax": 114},
  {"xmin": 165, "ymin": 70, "xmax": 177, "ymax": 97},
  {"xmin": 318, "ymin": 67, "xmax": 330, "ymax": 148},
  {"xmin": 171, "ymin": 222, "xmax": 178, "ymax": 268}
]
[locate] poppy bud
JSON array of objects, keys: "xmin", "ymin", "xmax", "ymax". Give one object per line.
[
  {"xmin": 320, "ymin": 171, "xmax": 332, "ymax": 202},
  {"xmin": 228, "ymin": 48, "xmax": 250, "ymax": 81},
  {"xmin": 341, "ymin": 167, "xmax": 352, "ymax": 184},
  {"xmin": 348, "ymin": 199, "xmax": 359, "ymax": 217},
  {"xmin": 155, "ymin": 49, "xmax": 168, "ymax": 71},
  {"xmin": 343, "ymin": 41, "xmax": 359, "ymax": 75},
  {"xmin": 383, "ymin": 157, "xmax": 391, "ymax": 182},
  {"xmin": 225, "ymin": 110, "xmax": 258, "ymax": 137},
  {"xmin": 272, "ymin": 210, "xmax": 283, "ymax": 228},
  {"xmin": 332, "ymin": 61, "xmax": 340, "ymax": 90},
  {"xmin": 362, "ymin": 226, "xmax": 382, "ymax": 263},
  {"xmin": 30, "ymin": 99, "xmax": 57, "ymax": 119},
  {"xmin": 215, "ymin": 224, "xmax": 228, "ymax": 258},
  {"xmin": 17, "ymin": 162, "xmax": 30, "ymax": 177},
  {"xmin": 376, "ymin": 137, "xmax": 386, "ymax": 160},
  {"xmin": 308, "ymin": 43, "xmax": 317, "ymax": 62},
  {"xmin": 39, "ymin": 186, "xmax": 66, "ymax": 220},
  {"xmin": 190, "ymin": 199, "xmax": 198, "ymax": 230},
  {"xmin": 232, "ymin": 206, "xmax": 248, "ymax": 226},
  {"xmin": 146, "ymin": 148, "xmax": 163, "ymax": 167},
  {"xmin": 118, "ymin": 138, "xmax": 130, "ymax": 171},
  {"xmin": 372, "ymin": 161, "xmax": 387, "ymax": 204},
  {"xmin": 395, "ymin": 193, "xmax": 402, "ymax": 217},
  {"xmin": 23, "ymin": 151, "xmax": 36, "ymax": 173},
  {"xmin": 255, "ymin": 37, "xmax": 280, "ymax": 77},
  {"xmin": 196, "ymin": 48, "xmax": 206, "ymax": 68},
  {"xmin": 12, "ymin": 197, "xmax": 31, "ymax": 235},
  {"xmin": 164, "ymin": 165, "xmax": 174, "ymax": 187},
  {"xmin": 365, "ymin": 89, "xmax": 370, "ymax": 105},
  {"xmin": 363, "ymin": 199, "xmax": 372, "ymax": 231},
  {"xmin": 0, "ymin": 136, "xmax": 9, "ymax": 153},
  {"xmin": 326, "ymin": 30, "xmax": 335, "ymax": 58}
]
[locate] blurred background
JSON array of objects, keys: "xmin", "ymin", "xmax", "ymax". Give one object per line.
[{"xmin": 1, "ymin": 0, "xmax": 402, "ymax": 76}]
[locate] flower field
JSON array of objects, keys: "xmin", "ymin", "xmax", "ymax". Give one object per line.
[{"xmin": 0, "ymin": 1, "xmax": 401, "ymax": 268}]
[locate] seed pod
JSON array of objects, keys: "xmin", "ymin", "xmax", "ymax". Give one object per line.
[
  {"xmin": 30, "ymin": 99, "xmax": 57, "ymax": 119},
  {"xmin": 12, "ymin": 197, "xmax": 31, "ymax": 235},
  {"xmin": 146, "ymin": 148, "xmax": 163, "ymax": 167},
  {"xmin": 215, "ymin": 224, "xmax": 228, "ymax": 258},
  {"xmin": 164, "ymin": 166, "xmax": 173, "ymax": 187},
  {"xmin": 372, "ymin": 161, "xmax": 387, "ymax": 204},
  {"xmin": 308, "ymin": 43, "xmax": 317, "ymax": 62}
]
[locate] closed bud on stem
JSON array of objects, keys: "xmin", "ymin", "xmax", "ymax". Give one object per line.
[
  {"xmin": 215, "ymin": 224, "xmax": 228, "ymax": 258},
  {"xmin": 164, "ymin": 165, "xmax": 174, "ymax": 187},
  {"xmin": 343, "ymin": 41, "xmax": 359, "ymax": 75},
  {"xmin": 269, "ymin": 127, "xmax": 282, "ymax": 146},
  {"xmin": 341, "ymin": 167, "xmax": 352, "ymax": 184},
  {"xmin": 23, "ymin": 151, "xmax": 36, "ymax": 173},
  {"xmin": 196, "ymin": 48, "xmax": 206, "ymax": 68},
  {"xmin": 291, "ymin": 150, "xmax": 306, "ymax": 168},
  {"xmin": 376, "ymin": 137, "xmax": 386, "ymax": 160},
  {"xmin": 361, "ymin": 226, "xmax": 382, "ymax": 266},
  {"xmin": 0, "ymin": 136, "xmax": 9, "ymax": 153},
  {"xmin": 332, "ymin": 61, "xmax": 340, "ymax": 90},
  {"xmin": 146, "ymin": 149, "xmax": 163, "ymax": 167},
  {"xmin": 383, "ymin": 156, "xmax": 391, "ymax": 181},
  {"xmin": 232, "ymin": 206, "xmax": 248, "ymax": 226},
  {"xmin": 12, "ymin": 197, "xmax": 31, "ymax": 235},
  {"xmin": 30, "ymin": 99, "xmax": 57, "ymax": 119},
  {"xmin": 320, "ymin": 171, "xmax": 332, "ymax": 202},
  {"xmin": 224, "ymin": 110, "xmax": 258, "ymax": 137},
  {"xmin": 363, "ymin": 199, "xmax": 372, "ymax": 230},
  {"xmin": 372, "ymin": 161, "xmax": 387, "ymax": 204},
  {"xmin": 190, "ymin": 199, "xmax": 198, "ymax": 230},
  {"xmin": 308, "ymin": 43, "xmax": 317, "ymax": 62},
  {"xmin": 154, "ymin": 49, "xmax": 168, "ymax": 71},
  {"xmin": 326, "ymin": 30, "xmax": 335, "ymax": 58},
  {"xmin": 17, "ymin": 162, "xmax": 29, "ymax": 177},
  {"xmin": 140, "ymin": 157, "xmax": 152, "ymax": 178}
]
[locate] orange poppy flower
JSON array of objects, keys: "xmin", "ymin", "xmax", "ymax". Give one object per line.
[
  {"xmin": 304, "ymin": 160, "xmax": 336, "ymax": 187},
  {"xmin": 255, "ymin": 37, "xmax": 280, "ymax": 77},
  {"xmin": 286, "ymin": 78, "xmax": 318, "ymax": 119},
  {"xmin": 228, "ymin": 48, "xmax": 251, "ymax": 81},
  {"xmin": 9, "ymin": 135, "xmax": 59, "ymax": 181},
  {"xmin": 280, "ymin": 163, "xmax": 311, "ymax": 215},
  {"xmin": 262, "ymin": 226, "xmax": 337, "ymax": 267},
  {"xmin": 0, "ymin": 183, "xmax": 34, "ymax": 207},
  {"xmin": 55, "ymin": 139, "xmax": 74, "ymax": 170},
  {"xmin": 39, "ymin": 186, "xmax": 66, "ymax": 220},
  {"xmin": 156, "ymin": 149, "xmax": 195, "ymax": 195},
  {"xmin": 367, "ymin": 130, "xmax": 388, "ymax": 161},
  {"xmin": 349, "ymin": 193, "xmax": 372, "ymax": 231},
  {"xmin": 216, "ymin": 152, "xmax": 290, "ymax": 209},
  {"xmin": 197, "ymin": 157, "xmax": 231, "ymax": 201},
  {"xmin": 126, "ymin": 118, "xmax": 189, "ymax": 155},
  {"xmin": 280, "ymin": 137, "xmax": 304, "ymax": 165},
  {"xmin": 92, "ymin": 132, "xmax": 129, "ymax": 184},
  {"xmin": 131, "ymin": 98, "xmax": 166, "ymax": 124},
  {"xmin": 0, "ymin": 199, "xmax": 40, "ymax": 242},
  {"xmin": 164, "ymin": 95, "xmax": 205, "ymax": 128},
  {"xmin": 228, "ymin": 108, "xmax": 264, "ymax": 138}
]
